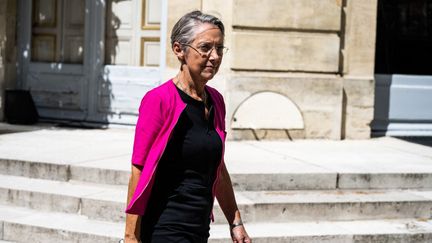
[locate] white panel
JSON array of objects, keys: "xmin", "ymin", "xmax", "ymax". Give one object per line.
[
  {"xmin": 373, "ymin": 74, "xmax": 432, "ymax": 136},
  {"xmin": 99, "ymin": 65, "xmax": 160, "ymax": 113},
  {"xmin": 144, "ymin": 42, "xmax": 160, "ymax": 66},
  {"xmin": 106, "ymin": 38, "xmax": 133, "ymax": 65},
  {"xmin": 111, "ymin": 0, "xmax": 134, "ymax": 29},
  {"xmin": 147, "ymin": 0, "xmax": 161, "ymax": 25},
  {"xmin": 232, "ymin": 92, "xmax": 304, "ymax": 130},
  {"xmin": 114, "ymin": 39, "xmax": 133, "ymax": 65},
  {"xmin": 382, "ymin": 123, "xmax": 432, "ymax": 136},
  {"xmin": 106, "ymin": 0, "xmax": 136, "ymax": 66},
  {"xmin": 389, "ymin": 75, "xmax": 432, "ymax": 120}
]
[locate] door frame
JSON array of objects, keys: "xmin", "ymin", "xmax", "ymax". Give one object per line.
[
  {"xmin": 372, "ymin": 0, "xmax": 432, "ymax": 136},
  {"xmin": 16, "ymin": 0, "xmax": 105, "ymax": 122},
  {"xmin": 16, "ymin": 0, "xmax": 168, "ymax": 125}
]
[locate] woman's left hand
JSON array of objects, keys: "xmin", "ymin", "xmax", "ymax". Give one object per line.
[{"xmin": 230, "ymin": 225, "xmax": 252, "ymax": 243}]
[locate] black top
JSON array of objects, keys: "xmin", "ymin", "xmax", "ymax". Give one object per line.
[
  {"xmin": 156, "ymin": 86, "xmax": 222, "ymax": 188},
  {"xmin": 140, "ymin": 85, "xmax": 223, "ymax": 242}
]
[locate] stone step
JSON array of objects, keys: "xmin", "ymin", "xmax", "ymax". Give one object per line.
[
  {"xmin": 0, "ymin": 204, "xmax": 121, "ymax": 243},
  {"xmin": 0, "ymin": 157, "xmax": 337, "ymax": 190},
  {"xmin": 210, "ymin": 218, "xmax": 432, "ymax": 243},
  {"xmin": 2, "ymin": 175, "xmax": 432, "ymax": 224},
  {"xmin": 2, "ymin": 158, "xmax": 432, "ymax": 191},
  {"xmin": 2, "ymin": 129, "xmax": 432, "ymax": 190},
  {"xmin": 1, "ymin": 204, "xmax": 432, "ymax": 243}
]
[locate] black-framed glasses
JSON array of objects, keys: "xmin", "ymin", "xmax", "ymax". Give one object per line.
[{"xmin": 180, "ymin": 43, "xmax": 228, "ymax": 57}]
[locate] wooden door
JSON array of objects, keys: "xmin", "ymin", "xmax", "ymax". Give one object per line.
[
  {"xmin": 17, "ymin": 0, "xmax": 164, "ymax": 124},
  {"xmin": 17, "ymin": 0, "xmax": 92, "ymax": 121},
  {"xmin": 100, "ymin": 0, "xmax": 163, "ymax": 124}
]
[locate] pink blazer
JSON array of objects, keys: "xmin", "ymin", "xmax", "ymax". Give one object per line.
[{"xmin": 125, "ymin": 79, "xmax": 227, "ymax": 217}]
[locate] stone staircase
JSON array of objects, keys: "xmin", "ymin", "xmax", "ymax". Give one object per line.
[{"xmin": 1, "ymin": 127, "xmax": 432, "ymax": 242}]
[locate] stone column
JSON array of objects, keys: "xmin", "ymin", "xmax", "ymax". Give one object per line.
[{"xmin": 341, "ymin": 0, "xmax": 378, "ymax": 139}]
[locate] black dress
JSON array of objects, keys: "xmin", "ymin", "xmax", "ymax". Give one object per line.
[{"xmin": 140, "ymin": 86, "xmax": 223, "ymax": 243}]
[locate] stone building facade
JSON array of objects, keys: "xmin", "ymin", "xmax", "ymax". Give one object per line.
[
  {"xmin": 166, "ymin": 0, "xmax": 377, "ymax": 139},
  {"xmin": 5, "ymin": 0, "xmax": 429, "ymax": 140}
]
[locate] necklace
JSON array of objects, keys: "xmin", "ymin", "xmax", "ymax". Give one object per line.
[{"xmin": 175, "ymin": 75, "xmax": 208, "ymax": 108}]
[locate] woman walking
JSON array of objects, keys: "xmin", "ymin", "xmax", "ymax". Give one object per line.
[{"xmin": 123, "ymin": 10, "xmax": 251, "ymax": 243}]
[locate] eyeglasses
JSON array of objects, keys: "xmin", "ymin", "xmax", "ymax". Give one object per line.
[{"xmin": 180, "ymin": 43, "xmax": 228, "ymax": 57}]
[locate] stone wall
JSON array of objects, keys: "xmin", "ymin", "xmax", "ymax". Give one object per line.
[
  {"xmin": 0, "ymin": 0, "xmax": 17, "ymax": 121},
  {"xmin": 341, "ymin": 0, "xmax": 378, "ymax": 139},
  {"xmin": 165, "ymin": 0, "xmax": 378, "ymax": 139}
]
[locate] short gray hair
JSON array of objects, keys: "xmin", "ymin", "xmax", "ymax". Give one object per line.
[{"xmin": 170, "ymin": 10, "xmax": 225, "ymax": 49}]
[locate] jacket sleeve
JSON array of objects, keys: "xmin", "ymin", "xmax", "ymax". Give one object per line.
[
  {"xmin": 131, "ymin": 90, "xmax": 163, "ymax": 166},
  {"xmin": 214, "ymin": 89, "xmax": 227, "ymax": 132},
  {"xmin": 220, "ymin": 93, "xmax": 226, "ymax": 132}
]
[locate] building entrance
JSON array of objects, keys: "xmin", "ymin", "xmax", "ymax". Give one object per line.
[
  {"xmin": 16, "ymin": 0, "xmax": 165, "ymax": 125},
  {"xmin": 373, "ymin": 0, "xmax": 432, "ymax": 136}
]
